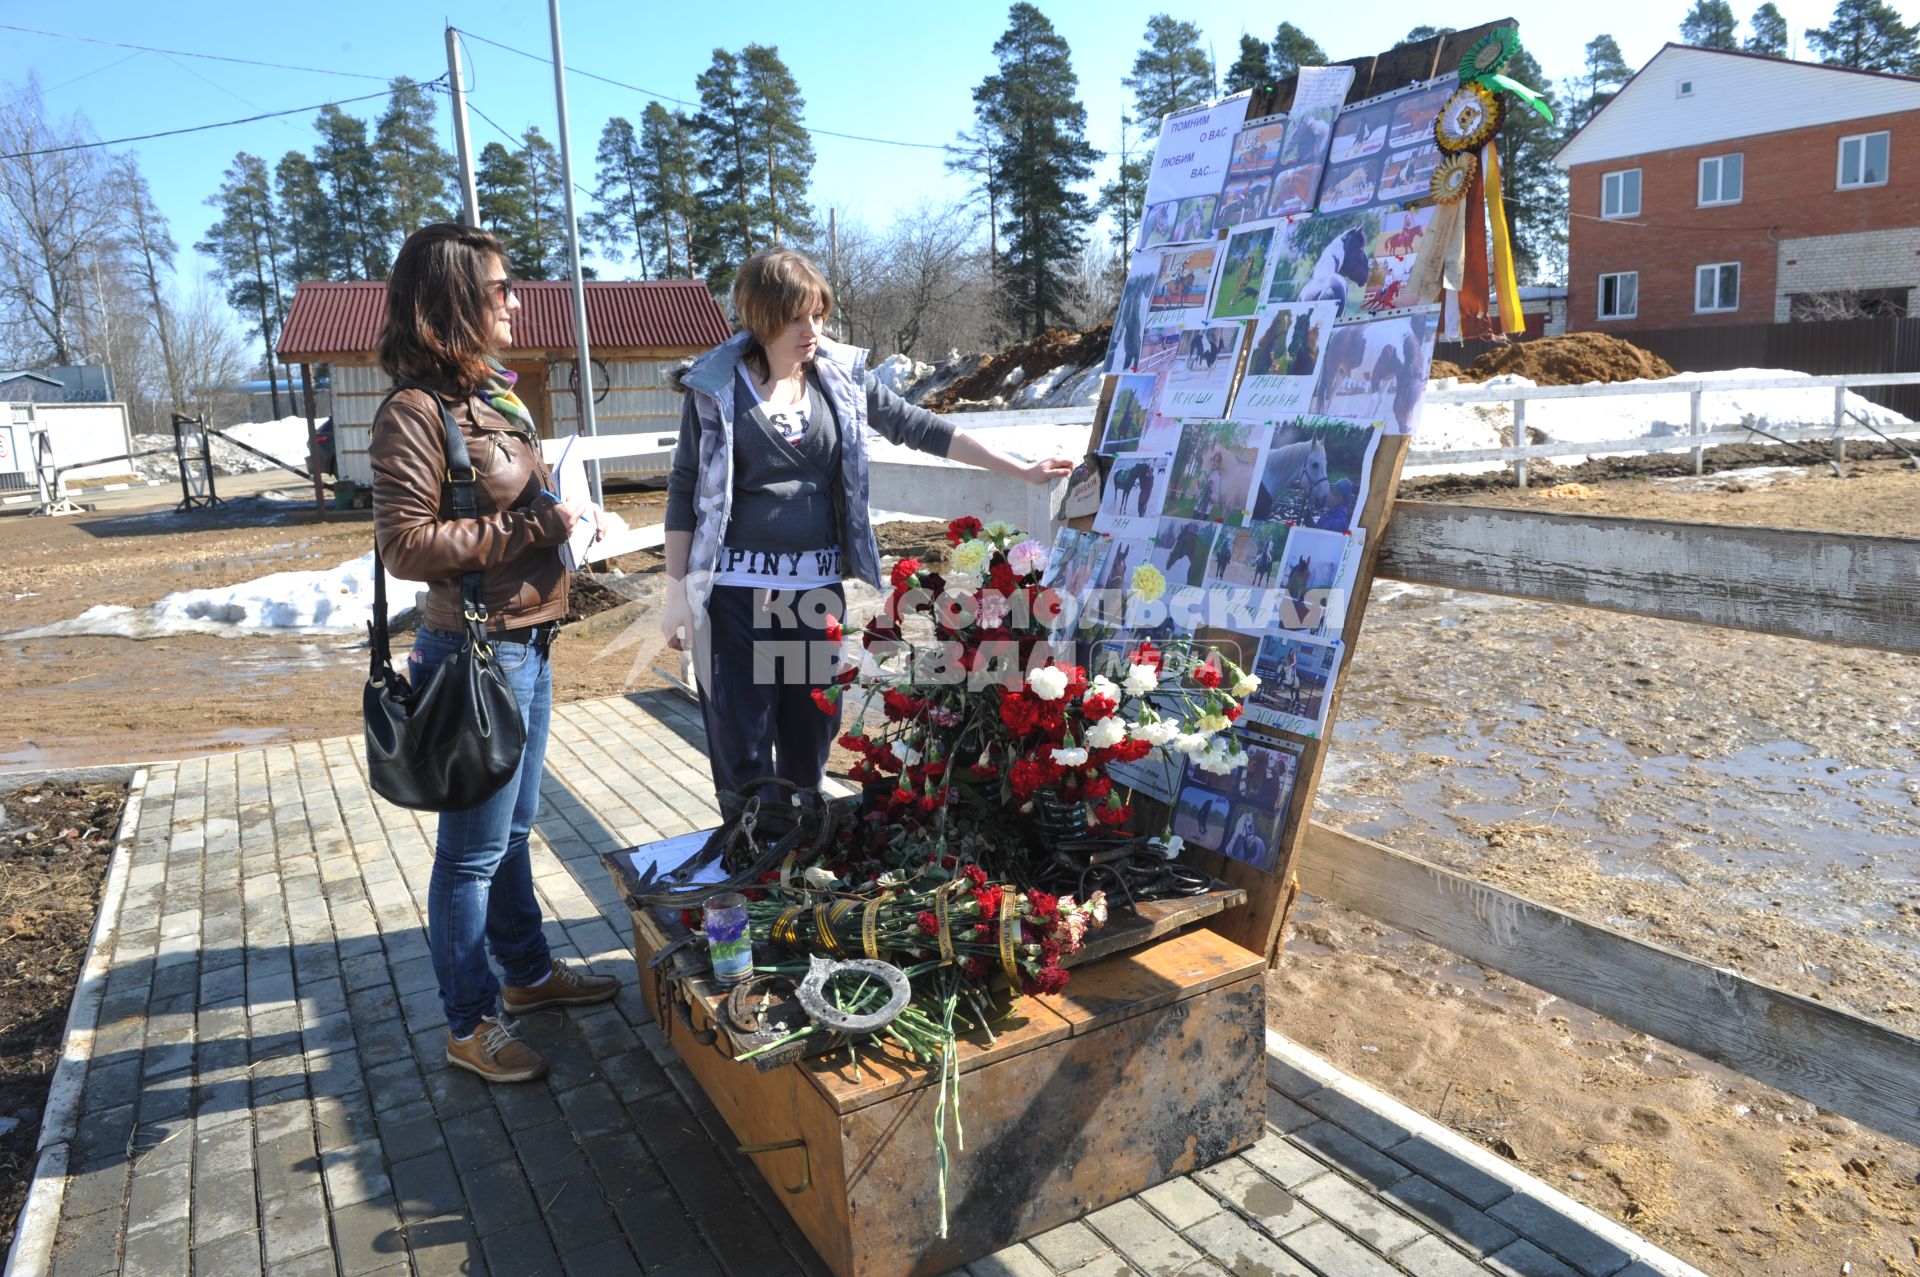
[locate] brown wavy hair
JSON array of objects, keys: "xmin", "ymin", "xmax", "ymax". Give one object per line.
[
  {"xmin": 732, "ymin": 249, "xmax": 833, "ymax": 381},
  {"xmin": 378, "ymin": 223, "xmax": 508, "ymax": 393}
]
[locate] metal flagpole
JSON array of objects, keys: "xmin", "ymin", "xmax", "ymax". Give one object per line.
[
  {"xmin": 547, "ymin": 0, "xmax": 602, "ymax": 506},
  {"xmin": 444, "ymin": 27, "xmax": 480, "ymax": 226}
]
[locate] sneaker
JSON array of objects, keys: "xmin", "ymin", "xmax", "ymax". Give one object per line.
[
  {"xmin": 445, "ymin": 1017, "xmax": 549, "ymax": 1083},
  {"xmin": 500, "ymin": 960, "xmax": 620, "ymax": 1015}
]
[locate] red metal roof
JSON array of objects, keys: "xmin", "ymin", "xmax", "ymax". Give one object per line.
[{"xmin": 277, "ymin": 278, "xmax": 732, "ymax": 360}]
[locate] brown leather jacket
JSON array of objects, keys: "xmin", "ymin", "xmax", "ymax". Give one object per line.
[{"xmin": 370, "ymin": 384, "xmax": 570, "ymax": 634}]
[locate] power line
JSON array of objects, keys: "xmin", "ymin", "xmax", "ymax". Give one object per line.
[
  {"xmin": 460, "ymin": 92, "xmax": 598, "ymax": 203},
  {"xmin": 1, "ymin": 23, "xmax": 399, "ymax": 82},
  {"xmin": 455, "ymin": 26, "xmax": 951, "ymax": 152},
  {"xmin": 0, "ymin": 81, "xmax": 440, "ymax": 161}
]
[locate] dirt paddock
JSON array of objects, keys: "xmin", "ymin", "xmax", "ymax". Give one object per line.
[{"xmin": 2, "ymin": 454, "xmax": 1917, "ymax": 1274}]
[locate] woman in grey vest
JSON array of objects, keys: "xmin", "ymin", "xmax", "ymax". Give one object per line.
[{"xmin": 661, "ymin": 249, "xmax": 1072, "ymax": 799}]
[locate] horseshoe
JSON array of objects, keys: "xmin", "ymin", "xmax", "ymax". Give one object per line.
[{"xmin": 795, "ymin": 955, "xmax": 911, "ymax": 1034}]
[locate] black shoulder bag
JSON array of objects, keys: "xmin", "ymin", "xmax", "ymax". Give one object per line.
[{"xmin": 363, "ymin": 383, "xmax": 526, "ymax": 812}]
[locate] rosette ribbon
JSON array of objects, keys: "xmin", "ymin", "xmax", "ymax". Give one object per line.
[{"xmin": 1458, "ymin": 28, "xmax": 1554, "ymax": 123}]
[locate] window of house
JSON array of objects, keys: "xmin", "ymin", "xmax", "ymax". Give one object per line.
[
  {"xmin": 1837, "ymin": 131, "xmax": 1890, "ymax": 188},
  {"xmin": 1699, "ymin": 154, "xmax": 1743, "ymax": 205},
  {"xmin": 1601, "ymin": 169, "xmax": 1641, "ymax": 218},
  {"xmin": 1695, "ymin": 262, "xmax": 1740, "ymax": 313},
  {"xmin": 1598, "ymin": 272, "xmax": 1638, "ymax": 320},
  {"xmin": 1677, "ymin": 79, "xmax": 1694, "ymax": 97}
]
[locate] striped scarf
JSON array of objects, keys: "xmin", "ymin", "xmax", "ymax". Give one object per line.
[{"xmin": 482, "ymin": 358, "xmax": 533, "ymax": 430}]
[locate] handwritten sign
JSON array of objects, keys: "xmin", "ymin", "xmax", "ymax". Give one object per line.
[{"xmin": 1143, "ymin": 94, "xmax": 1251, "ymax": 205}]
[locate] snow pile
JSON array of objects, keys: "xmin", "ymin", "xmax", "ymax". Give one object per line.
[
  {"xmin": 10, "ymin": 552, "xmax": 427, "ymax": 641},
  {"xmin": 222, "ymin": 416, "xmax": 317, "ymax": 468},
  {"xmin": 871, "ymin": 354, "xmax": 932, "ymax": 395},
  {"xmin": 1414, "ymin": 367, "xmax": 1915, "ymax": 473},
  {"xmin": 1008, "ymin": 362, "xmax": 1106, "ymax": 410}
]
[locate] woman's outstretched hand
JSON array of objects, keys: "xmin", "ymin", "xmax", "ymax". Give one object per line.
[{"xmin": 1019, "ymin": 456, "xmax": 1077, "ymax": 484}]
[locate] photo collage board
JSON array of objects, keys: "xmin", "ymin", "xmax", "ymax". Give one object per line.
[{"xmin": 1068, "ymin": 68, "xmax": 1453, "ymax": 873}]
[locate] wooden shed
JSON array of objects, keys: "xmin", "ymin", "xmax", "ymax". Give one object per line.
[{"xmin": 276, "ymin": 278, "xmax": 732, "ymax": 487}]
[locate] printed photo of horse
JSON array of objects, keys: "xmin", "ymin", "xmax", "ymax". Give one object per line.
[
  {"xmin": 1210, "ymin": 223, "xmax": 1277, "ymax": 321},
  {"xmin": 1213, "ymin": 173, "xmax": 1275, "ymax": 233},
  {"xmin": 1249, "ymin": 416, "xmax": 1378, "ymax": 531},
  {"xmin": 1249, "ymin": 633, "xmax": 1344, "ymax": 737},
  {"xmin": 1039, "ymin": 527, "xmax": 1109, "ymax": 604},
  {"xmin": 1149, "ymin": 246, "xmax": 1220, "ymax": 321},
  {"xmin": 1236, "ymin": 301, "xmax": 1337, "ymax": 421},
  {"xmin": 1164, "ymin": 420, "xmax": 1263, "ymax": 525},
  {"xmin": 1328, "ymin": 104, "xmax": 1391, "ymax": 165},
  {"xmin": 1272, "ymin": 524, "xmax": 1355, "ymax": 634},
  {"xmin": 1308, "ymin": 314, "xmax": 1437, "ymax": 434},
  {"xmin": 1163, "ymin": 323, "xmax": 1244, "ymax": 419},
  {"xmin": 1318, "ymin": 154, "xmax": 1384, "ymax": 212},
  {"xmin": 1103, "ymin": 254, "xmax": 1161, "ymax": 374},
  {"xmin": 1171, "ymin": 787, "xmax": 1232, "ymax": 850},
  {"xmin": 1387, "ymin": 80, "xmax": 1455, "ymax": 149},
  {"xmin": 1205, "ymin": 523, "xmax": 1289, "ymax": 591},
  {"xmin": 1094, "ymin": 454, "xmax": 1171, "ymax": 537},
  {"xmin": 1097, "ymin": 373, "xmax": 1157, "ymax": 453},
  {"xmin": 1263, "ymin": 162, "xmax": 1324, "ymax": 217},
  {"xmin": 1269, "ymin": 211, "xmax": 1383, "ymax": 315},
  {"xmin": 1176, "ymin": 734, "xmax": 1303, "ymax": 868},
  {"xmin": 1148, "ymin": 517, "xmax": 1219, "ymax": 591}
]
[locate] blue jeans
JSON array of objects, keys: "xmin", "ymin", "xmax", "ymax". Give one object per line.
[{"xmin": 411, "ymin": 625, "xmax": 554, "ymax": 1037}]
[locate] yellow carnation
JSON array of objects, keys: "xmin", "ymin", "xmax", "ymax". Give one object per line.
[
  {"xmin": 950, "ymin": 539, "xmax": 990, "ymax": 574},
  {"xmin": 1130, "ymin": 563, "xmax": 1167, "ymax": 602}
]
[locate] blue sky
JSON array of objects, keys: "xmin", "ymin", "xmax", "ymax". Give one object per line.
[{"xmin": 10, "ymin": 0, "xmax": 1918, "ymax": 287}]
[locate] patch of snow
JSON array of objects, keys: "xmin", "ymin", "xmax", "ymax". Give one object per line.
[
  {"xmin": 996, "ymin": 365, "xmax": 1027, "ymax": 393},
  {"xmin": 1652, "ymin": 465, "xmax": 1810, "ymax": 492},
  {"xmin": 1009, "ymin": 365, "xmax": 1072, "ymax": 407},
  {"xmin": 871, "ymin": 353, "xmax": 931, "ymax": 396},
  {"xmin": 11, "ymin": 551, "xmax": 427, "ymax": 640}
]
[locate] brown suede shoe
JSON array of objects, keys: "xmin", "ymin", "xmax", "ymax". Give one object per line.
[
  {"xmin": 445, "ymin": 1017, "xmax": 549, "ymax": 1083},
  {"xmin": 500, "ymin": 960, "xmax": 620, "ymax": 1015}
]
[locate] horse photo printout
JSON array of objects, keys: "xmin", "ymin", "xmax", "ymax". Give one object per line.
[
  {"xmin": 1142, "ymin": 94, "xmax": 1250, "ymax": 205},
  {"xmin": 1149, "ymin": 245, "xmax": 1222, "ymax": 327},
  {"xmin": 1094, "ymin": 453, "xmax": 1170, "ymax": 539},
  {"xmin": 1039, "ymin": 527, "xmax": 1110, "ymax": 605},
  {"xmin": 1235, "ymin": 300, "xmax": 1338, "ymax": 420},
  {"xmin": 1104, "ymin": 253, "xmax": 1161, "ymax": 374},
  {"xmin": 1248, "ymin": 416, "xmax": 1378, "ymax": 531},
  {"xmin": 1139, "ymin": 195, "xmax": 1220, "ymax": 248},
  {"xmin": 1173, "ymin": 732, "xmax": 1304, "ymax": 870},
  {"xmin": 1260, "ymin": 64, "xmax": 1354, "ymax": 217},
  {"xmin": 1097, "ymin": 373, "xmax": 1158, "ymax": 453},
  {"xmin": 1247, "ymin": 632, "xmax": 1344, "ymax": 737},
  {"xmin": 1310, "ymin": 314, "xmax": 1437, "ymax": 435},
  {"xmin": 1272, "ymin": 524, "xmax": 1363, "ymax": 635},
  {"xmin": 1164, "ymin": 419, "xmax": 1264, "ymax": 524},
  {"xmin": 1081, "ymin": 537, "xmax": 1149, "ymax": 629},
  {"xmin": 1135, "ymin": 323, "xmax": 1183, "ymax": 377},
  {"xmin": 1328, "ymin": 103, "xmax": 1392, "ymax": 166},
  {"xmin": 1269, "ymin": 208, "xmax": 1437, "ymax": 320},
  {"xmin": 1148, "ymin": 517, "xmax": 1220, "ymax": 591},
  {"xmin": 1215, "ymin": 115, "xmax": 1287, "ymax": 232},
  {"xmin": 1162, "ymin": 322, "xmax": 1244, "ymax": 419},
  {"xmin": 1210, "ymin": 222, "xmax": 1280, "ymax": 321},
  {"xmin": 1205, "ymin": 522, "xmax": 1290, "ymax": 594}
]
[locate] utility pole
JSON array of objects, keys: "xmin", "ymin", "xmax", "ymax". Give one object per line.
[
  {"xmin": 548, "ymin": 0, "xmax": 602, "ymax": 505},
  {"xmin": 445, "ymin": 27, "xmax": 480, "ymax": 226}
]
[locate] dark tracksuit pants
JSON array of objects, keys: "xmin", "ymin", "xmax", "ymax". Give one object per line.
[{"xmin": 694, "ymin": 583, "xmax": 845, "ymax": 801}]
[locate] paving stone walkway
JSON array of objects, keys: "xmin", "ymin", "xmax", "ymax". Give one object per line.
[{"xmin": 30, "ymin": 690, "xmax": 1708, "ymax": 1277}]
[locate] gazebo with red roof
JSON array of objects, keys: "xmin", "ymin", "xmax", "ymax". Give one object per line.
[{"xmin": 277, "ymin": 278, "xmax": 732, "ymax": 489}]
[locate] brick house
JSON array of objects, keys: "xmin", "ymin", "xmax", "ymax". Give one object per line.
[{"xmin": 1555, "ymin": 44, "xmax": 1920, "ymax": 330}]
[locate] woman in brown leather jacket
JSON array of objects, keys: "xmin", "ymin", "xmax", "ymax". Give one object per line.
[{"xmin": 370, "ymin": 222, "xmax": 617, "ymax": 1084}]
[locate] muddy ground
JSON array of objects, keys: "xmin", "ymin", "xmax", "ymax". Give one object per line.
[
  {"xmin": 0, "ymin": 780, "xmax": 125, "ymax": 1258},
  {"xmin": 2, "ymin": 456, "xmax": 1917, "ymax": 1274}
]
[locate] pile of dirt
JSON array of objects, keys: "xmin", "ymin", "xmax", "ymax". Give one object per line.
[
  {"xmin": 0, "ymin": 780, "xmax": 124, "ymax": 1258},
  {"xmin": 1455, "ymin": 333, "xmax": 1677, "ymax": 386},
  {"xmin": 1428, "ymin": 358, "xmax": 1468, "ymax": 381},
  {"xmin": 923, "ymin": 324, "xmax": 1111, "ymax": 412}
]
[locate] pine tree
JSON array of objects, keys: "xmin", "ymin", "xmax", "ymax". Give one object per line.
[
  {"xmin": 739, "ymin": 45, "xmax": 816, "ymax": 247},
  {"xmin": 971, "ymin": 3, "xmax": 1099, "ymax": 337},
  {"xmin": 1097, "ymin": 119, "xmax": 1146, "ymax": 254},
  {"xmin": 313, "ymin": 105, "xmax": 389, "ymax": 278},
  {"xmin": 1397, "ymin": 25, "xmax": 1456, "ymax": 47},
  {"xmin": 637, "ymin": 104, "xmax": 701, "ymax": 277},
  {"xmin": 1270, "ymin": 23, "xmax": 1328, "ymax": 80},
  {"xmin": 374, "ymin": 77, "xmax": 454, "ymax": 244},
  {"xmin": 1746, "ymin": 3, "xmax": 1790, "ymax": 55},
  {"xmin": 1222, "ymin": 34, "xmax": 1271, "ymax": 94},
  {"xmin": 1805, "ymin": 0, "xmax": 1918, "ymax": 72},
  {"xmin": 518, "ymin": 126, "xmax": 569, "ymax": 281},
  {"xmin": 274, "ymin": 151, "xmax": 331, "ymax": 284},
  {"xmin": 1570, "ymin": 35, "xmax": 1632, "ymax": 130},
  {"xmin": 693, "ymin": 48, "xmax": 756, "ymax": 293},
  {"xmin": 587, "ymin": 118, "xmax": 651, "ymax": 277},
  {"xmin": 1124, "ymin": 16, "xmax": 1214, "ymax": 128},
  {"xmin": 1681, "ymin": 0, "xmax": 1741, "ymax": 48},
  {"xmin": 475, "ymin": 140, "xmax": 533, "ymax": 271},
  {"xmin": 199, "ymin": 153, "xmax": 289, "ymax": 414}
]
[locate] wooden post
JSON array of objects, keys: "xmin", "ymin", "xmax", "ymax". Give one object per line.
[
  {"xmin": 1512, "ymin": 397, "xmax": 1528, "ymax": 489},
  {"xmin": 1690, "ymin": 387, "xmax": 1704, "ymax": 476},
  {"xmin": 301, "ymin": 362, "xmax": 326, "ymax": 521},
  {"xmin": 1833, "ymin": 384, "xmax": 1848, "ymax": 464}
]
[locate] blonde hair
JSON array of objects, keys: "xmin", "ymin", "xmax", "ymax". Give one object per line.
[{"xmin": 731, "ymin": 250, "xmax": 833, "ymax": 379}]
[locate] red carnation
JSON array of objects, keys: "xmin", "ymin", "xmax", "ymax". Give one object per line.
[
  {"xmin": 1130, "ymin": 641, "xmax": 1162, "ymax": 670},
  {"xmin": 963, "ymin": 954, "xmax": 992, "ymax": 980},
  {"xmin": 962, "ymin": 864, "xmax": 988, "ymax": 887},
  {"xmin": 1193, "ymin": 662, "xmax": 1222, "ymax": 689},
  {"xmin": 890, "ymin": 786, "xmax": 913, "ymax": 807},
  {"xmin": 972, "ymin": 885, "xmax": 1002, "ymax": 920},
  {"xmin": 823, "ymin": 614, "xmax": 843, "ymax": 642},
  {"xmin": 891, "ymin": 557, "xmax": 922, "ymax": 588},
  {"xmin": 810, "ymin": 687, "xmax": 837, "ymax": 714},
  {"xmin": 968, "ymin": 762, "xmax": 1000, "ymax": 781},
  {"xmin": 1111, "ymin": 738, "xmax": 1152, "ymax": 763},
  {"xmin": 947, "ymin": 516, "xmax": 982, "ymax": 545},
  {"xmin": 917, "ymin": 911, "xmax": 940, "ymax": 936},
  {"xmin": 837, "ymin": 731, "xmax": 867, "ymax": 751},
  {"xmin": 1224, "ymin": 703, "xmax": 1243, "ymax": 722},
  {"xmin": 988, "ymin": 563, "xmax": 1017, "ymax": 595},
  {"xmin": 999, "ymin": 692, "xmax": 1040, "ymax": 735},
  {"xmin": 1024, "ymin": 962, "xmax": 1070, "ymax": 996},
  {"xmin": 1026, "ymin": 889, "xmax": 1060, "ymax": 919},
  {"xmin": 916, "ymin": 794, "xmax": 938, "ymax": 815},
  {"xmin": 1095, "ymin": 801, "xmax": 1133, "ymax": 827},
  {"xmin": 1083, "ymin": 776, "xmax": 1112, "ymax": 802},
  {"xmin": 1082, "ymin": 693, "xmax": 1117, "ymax": 722}
]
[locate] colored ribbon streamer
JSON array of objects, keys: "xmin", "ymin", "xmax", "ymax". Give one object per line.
[
  {"xmin": 862, "ymin": 895, "xmax": 887, "ymax": 960},
  {"xmin": 1461, "ymin": 160, "xmax": 1494, "ymax": 340},
  {"xmin": 1483, "ymin": 74, "xmax": 1553, "ymax": 121},
  {"xmin": 1481, "ymin": 142, "xmax": 1526, "ymax": 336},
  {"xmin": 998, "ymin": 898, "xmax": 1021, "ymax": 986}
]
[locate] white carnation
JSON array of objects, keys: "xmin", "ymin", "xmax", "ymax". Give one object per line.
[
  {"xmin": 1122, "ymin": 663, "xmax": 1159, "ymax": 696},
  {"xmin": 1050, "ymin": 746, "xmax": 1088, "ymax": 766},
  {"xmin": 1231, "ymin": 674, "xmax": 1260, "ymax": 698},
  {"xmin": 1084, "ymin": 717, "xmax": 1127, "ymax": 749},
  {"xmin": 1027, "ymin": 666, "xmax": 1069, "ymax": 701},
  {"xmin": 1130, "ymin": 719, "xmax": 1179, "ymax": 746},
  {"xmin": 1087, "ymin": 674, "xmax": 1121, "ymax": 703},
  {"xmin": 1171, "ymin": 731, "xmax": 1210, "ymax": 756}
]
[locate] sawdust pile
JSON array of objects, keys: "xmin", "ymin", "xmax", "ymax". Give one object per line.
[
  {"xmin": 923, "ymin": 324, "xmax": 1112, "ymax": 412},
  {"xmin": 1451, "ymin": 333, "xmax": 1678, "ymax": 386}
]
